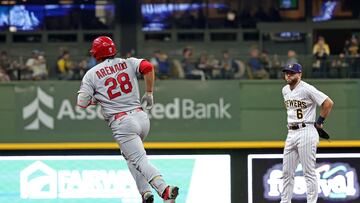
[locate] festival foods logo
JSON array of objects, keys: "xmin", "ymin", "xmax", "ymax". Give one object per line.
[{"xmin": 264, "ymin": 163, "xmax": 360, "ymax": 201}]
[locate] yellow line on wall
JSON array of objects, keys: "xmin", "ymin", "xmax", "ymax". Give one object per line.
[{"xmin": 0, "ymin": 140, "xmax": 360, "ymax": 150}]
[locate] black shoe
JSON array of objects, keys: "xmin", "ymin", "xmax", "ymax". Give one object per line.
[{"xmin": 143, "ymin": 191, "xmax": 154, "ymax": 203}]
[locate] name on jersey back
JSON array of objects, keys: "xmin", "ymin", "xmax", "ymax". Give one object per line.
[{"xmin": 96, "ymin": 62, "xmax": 128, "ymax": 79}]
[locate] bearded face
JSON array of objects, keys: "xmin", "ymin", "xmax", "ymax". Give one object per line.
[{"xmin": 284, "ymin": 71, "xmax": 301, "ymax": 85}]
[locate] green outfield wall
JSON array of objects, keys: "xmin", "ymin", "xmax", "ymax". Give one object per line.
[{"xmin": 0, "ymin": 80, "xmax": 359, "ymax": 146}]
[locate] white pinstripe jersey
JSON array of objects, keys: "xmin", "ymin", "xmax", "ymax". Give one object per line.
[
  {"xmin": 78, "ymin": 57, "xmax": 143, "ymax": 121},
  {"xmin": 282, "ymin": 80, "xmax": 328, "ymax": 124}
]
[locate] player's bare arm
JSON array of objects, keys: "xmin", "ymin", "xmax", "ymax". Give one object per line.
[
  {"xmin": 316, "ymin": 97, "xmax": 334, "ymax": 128},
  {"xmin": 140, "ymin": 60, "xmax": 155, "ymax": 110},
  {"xmin": 141, "ymin": 60, "xmax": 154, "ymax": 93}
]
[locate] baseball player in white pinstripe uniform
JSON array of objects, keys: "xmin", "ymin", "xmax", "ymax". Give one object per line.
[
  {"xmin": 280, "ymin": 63, "xmax": 334, "ymax": 203},
  {"xmin": 77, "ymin": 36, "xmax": 178, "ymax": 203}
]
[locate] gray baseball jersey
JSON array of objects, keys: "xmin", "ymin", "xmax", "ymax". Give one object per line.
[
  {"xmin": 78, "ymin": 57, "xmax": 143, "ymax": 122},
  {"xmin": 78, "ymin": 57, "xmax": 169, "ymax": 200},
  {"xmin": 281, "ymin": 80, "xmax": 328, "ymax": 203}
]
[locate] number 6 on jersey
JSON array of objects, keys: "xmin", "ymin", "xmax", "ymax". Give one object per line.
[{"xmin": 296, "ymin": 109, "xmax": 303, "ymax": 119}]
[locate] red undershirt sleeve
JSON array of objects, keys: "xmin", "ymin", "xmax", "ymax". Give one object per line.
[{"xmin": 139, "ymin": 60, "xmax": 153, "ymax": 75}]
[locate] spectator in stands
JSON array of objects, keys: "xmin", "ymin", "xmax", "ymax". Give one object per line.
[
  {"xmin": 219, "ymin": 50, "xmax": 238, "ymax": 79},
  {"xmin": 286, "ymin": 50, "xmax": 298, "ymax": 65},
  {"xmin": 57, "ymin": 50, "xmax": 74, "ymax": 80},
  {"xmin": 313, "ymin": 36, "xmax": 330, "ymax": 58},
  {"xmin": 181, "ymin": 47, "xmax": 205, "ymax": 80},
  {"xmin": 269, "ymin": 54, "xmax": 282, "ymax": 79},
  {"xmin": 12, "ymin": 56, "xmax": 26, "ymax": 80},
  {"xmin": 150, "ymin": 50, "xmax": 171, "ymax": 79},
  {"xmin": 207, "ymin": 54, "xmax": 221, "ymax": 78},
  {"xmin": 75, "ymin": 59, "xmax": 88, "ymax": 80},
  {"xmin": 248, "ymin": 48, "xmax": 269, "ymax": 79},
  {"xmin": 348, "ymin": 35, "xmax": 359, "ymax": 57},
  {"xmin": 83, "ymin": 53, "xmax": 97, "ymax": 70},
  {"xmin": 344, "ymin": 39, "xmax": 351, "ymax": 56},
  {"xmin": 344, "ymin": 35, "xmax": 360, "ymax": 77},
  {"xmin": 74, "ymin": 53, "xmax": 96, "ymax": 80},
  {"xmin": 158, "ymin": 52, "xmax": 171, "ymax": 79},
  {"xmin": 0, "ymin": 51, "xmax": 13, "ymax": 79},
  {"xmin": 197, "ymin": 53, "xmax": 214, "ymax": 79},
  {"xmin": 26, "ymin": 50, "xmax": 47, "ymax": 80},
  {"xmin": 260, "ymin": 50, "xmax": 271, "ymax": 70},
  {"xmin": 330, "ymin": 53, "xmax": 348, "ymax": 78},
  {"xmin": 150, "ymin": 50, "xmax": 160, "ymax": 69},
  {"xmin": 271, "ymin": 49, "xmax": 299, "ymax": 79},
  {"xmin": 312, "ymin": 36, "xmax": 330, "ymax": 78},
  {"xmin": 0, "ymin": 67, "xmax": 10, "ymax": 82}
]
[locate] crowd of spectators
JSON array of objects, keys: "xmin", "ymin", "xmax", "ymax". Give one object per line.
[
  {"xmin": 148, "ymin": 37, "xmax": 359, "ymax": 81},
  {"xmin": 0, "ymin": 49, "xmax": 96, "ymax": 82},
  {"xmin": 1, "ymin": 34, "xmax": 360, "ymax": 83},
  {"xmin": 311, "ymin": 35, "xmax": 360, "ymax": 78}
]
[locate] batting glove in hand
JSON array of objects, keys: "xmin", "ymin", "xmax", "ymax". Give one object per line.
[{"xmin": 141, "ymin": 92, "xmax": 153, "ymax": 110}]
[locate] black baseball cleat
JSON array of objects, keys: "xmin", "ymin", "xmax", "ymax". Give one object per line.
[{"xmin": 142, "ymin": 191, "xmax": 154, "ymax": 203}]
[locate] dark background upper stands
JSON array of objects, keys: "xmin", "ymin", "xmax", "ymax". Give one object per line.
[{"xmin": 0, "ymin": 0, "xmax": 360, "ymax": 81}]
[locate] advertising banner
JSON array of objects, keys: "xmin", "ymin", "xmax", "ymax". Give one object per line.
[
  {"xmin": 248, "ymin": 153, "xmax": 360, "ymax": 203},
  {"xmin": 0, "ymin": 80, "xmax": 359, "ymax": 145},
  {"xmin": 0, "ymin": 154, "xmax": 230, "ymax": 203}
]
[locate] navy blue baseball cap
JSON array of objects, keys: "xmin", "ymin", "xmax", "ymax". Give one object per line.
[{"xmin": 282, "ymin": 63, "xmax": 302, "ymax": 73}]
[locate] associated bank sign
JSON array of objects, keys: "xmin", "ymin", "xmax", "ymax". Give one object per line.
[
  {"xmin": 22, "ymin": 87, "xmax": 54, "ymax": 130},
  {"xmin": 22, "ymin": 87, "xmax": 232, "ymax": 130},
  {"xmin": 20, "ymin": 161, "xmax": 137, "ymax": 199},
  {"xmin": 21, "ymin": 86, "xmax": 108, "ymax": 131}
]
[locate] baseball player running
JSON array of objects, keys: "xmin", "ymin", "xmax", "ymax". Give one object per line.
[
  {"xmin": 77, "ymin": 36, "xmax": 179, "ymax": 203},
  {"xmin": 280, "ymin": 63, "xmax": 334, "ymax": 203}
]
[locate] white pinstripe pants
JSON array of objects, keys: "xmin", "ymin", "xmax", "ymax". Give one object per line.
[{"xmin": 280, "ymin": 125, "xmax": 319, "ymax": 203}]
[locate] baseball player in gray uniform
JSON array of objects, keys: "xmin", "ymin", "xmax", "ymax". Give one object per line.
[
  {"xmin": 77, "ymin": 36, "xmax": 179, "ymax": 203},
  {"xmin": 280, "ymin": 63, "xmax": 334, "ymax": 203}
]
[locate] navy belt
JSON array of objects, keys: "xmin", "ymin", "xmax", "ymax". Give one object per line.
[{"xmin": 287, "ymin": 122, "xmax": 314, "ymax": 130}]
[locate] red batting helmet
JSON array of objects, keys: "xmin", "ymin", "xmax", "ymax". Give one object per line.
[{"xmin": 90, "ymin": 36, "xmax": 117, "ymax": 61}]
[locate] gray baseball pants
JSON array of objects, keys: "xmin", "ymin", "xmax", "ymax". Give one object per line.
[{"xmin": 111, "ymin": 109, "xmax": 168, "ymax": 197}]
